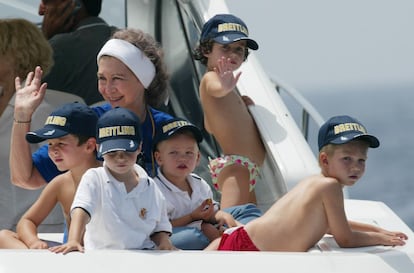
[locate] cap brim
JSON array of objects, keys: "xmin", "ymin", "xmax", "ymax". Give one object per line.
[
  {"xmin": 25, "ymin": 127, "xmax": 69, "ymax": 143},
  {"xmin": 213, "ymin": 34, "xmax": 258, "ymax": 50},
  {"xmin": 97, "ymin": 139, "xmax": 139, "ymax": 157},
  {"xmin": 154, "ymin": 125, "xmax": 203, "ymax": 148},
  {"xmin": 331, "ymin": 133, "xmax": 380, "ymax": 148}
]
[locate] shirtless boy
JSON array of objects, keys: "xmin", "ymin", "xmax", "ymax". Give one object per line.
[
  {"xmin": 208, "ymin": 115, "xmax": 408, "ymax": 251},
  {"xmin": 194, "ymin": 14, "xmax": 265, "ymax": 221},
  {"xmin": 0, "ymin": 102, "xmax": 99, "ymax": 248}
]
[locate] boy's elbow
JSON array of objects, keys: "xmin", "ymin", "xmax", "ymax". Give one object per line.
[
  {"xmin": 334, "ymin": 235, "xmax": 356, "ymax": 248},
  {"xmin": 10, "ymin": 170, "xmax": 47, "ymax": 190},
  {"xmin": 10, "ymin": 175, "xmax": 31, "ymax": 189},
  {"xmin": 336, "ymin": 239, "xmax": 354, "ymax": 248}
]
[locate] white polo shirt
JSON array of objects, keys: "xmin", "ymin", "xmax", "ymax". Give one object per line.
[
  {"xmin": 154, "ymin": 169, "xmax": 219, "ymax": 230},
  {"xmin": 71, "ymin": 163, "xmax": 172, "ymax": 250}
]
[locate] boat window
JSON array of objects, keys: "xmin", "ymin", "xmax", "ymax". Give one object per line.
[
  {"xmin": 101, "ymin": 0, "xmax": 125, "ymax": 28},
  {"xmin": 0, "ymin": 1, "xmax": 40, "ymax": 23},
  {"xmin": 125, "ymin": 0, "xmax": 155, "ymax": 34},
  {"xmin": 158, "ymin": 0, "xmax": 221, "ymax": 187}
]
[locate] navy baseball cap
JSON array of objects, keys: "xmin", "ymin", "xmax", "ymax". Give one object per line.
[
  {"xmin": 26, "ymin": 102, "xmax": 98, "ymax": 143},
  {"xmin": 154, "ymin": 118, "xmax": 203, "ymax": 148},
  {"xmin": 200, "ymin": 14, "xmax": 258, "ymax": 50},
  {"xmin": 96, "ymin": 107, "xmax": 142, "ymax": 157},
  {"xmin": 318, "ymin": 115, "xmax": 380, "ymax": 151}
]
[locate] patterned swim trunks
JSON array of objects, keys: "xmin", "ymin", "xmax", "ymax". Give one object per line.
[{"xmin": 208, "ymin": 155, "xmax": 260, "ymax": 192}]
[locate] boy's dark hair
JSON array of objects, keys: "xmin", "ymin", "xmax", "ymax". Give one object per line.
[
  {"xmin": 77, "ymin": 134, "xmax": 92, "ymax": 146},
  {"xmin": 193, "ymin": 39, "xmax": 249, "ymax": 66},
  {"xmin": 76, "ymin": 134, "xmax": 97, "ymax": 157}
]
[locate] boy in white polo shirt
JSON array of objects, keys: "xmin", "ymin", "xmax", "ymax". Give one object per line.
[
  {"xmin": 153, "ymin": 118, "xmax": 237, "ymax": 250},
  {"xmin": 50, "ymin": 107, "xmax": 175, "ymax": 253}
]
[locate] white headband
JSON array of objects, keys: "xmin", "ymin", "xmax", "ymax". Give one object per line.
[{"xmin": 97, "ymin": 39, "xmax": 156, "ymax": 89}]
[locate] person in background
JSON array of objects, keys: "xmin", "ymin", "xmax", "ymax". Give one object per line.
[
  {"xmin": 50, "ymin": 107, "xmax": 175, "ymax": 253},
  {"xmin": 194, "ymin": 14, "xmax": 265, "ymax": 224},
  {"xmin": 39, "ymin": 0, "xmax": 115, "ymax": 105},
  {"xmin": 153, "ymin": 118, "xmax": 237, "ymax": 249},
  {"xmin": 10, "ymin": 28, "xmax": 173, "ymax": 192},
  {"xmin": 207, "ymin": 115, "xmax": 408, "ymax": 251},
  {"xmin": 0, "ymin": 18, "xmax": 83, "ymax": 232},
  {"xmin": 0, "ymin": 102, "xmax": 99, "ymax": 248}
]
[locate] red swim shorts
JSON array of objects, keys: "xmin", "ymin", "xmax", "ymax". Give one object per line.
[{"xmin": 218, "ymin": 226, "xmax": 259, "ymax": 251}]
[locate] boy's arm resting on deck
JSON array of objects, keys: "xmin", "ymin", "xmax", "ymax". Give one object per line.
[
  {"xmin": 151, "ymin": 232, "xmax": 176, "ymax": 250},
  {"xmin": 17, "ymin": 216, "xmax": 48, "ymax": 249},
  {"xmin": 348, "ymin": 220, "xmax": 408, "ymax": 242},
  {"xmin": 49, "ymin": 208, "xmax": 89, "ymax": 254},
  {"xmin": 17, "ymin": 177, "xmax": 66, "ymax": 248},
  {"xmin": 335, "ymin": 228, "xmax": 408, "ymax": 248},
  {"xmin": 324, "ymin": 184, "xmax": 407, "ymax": 248}
]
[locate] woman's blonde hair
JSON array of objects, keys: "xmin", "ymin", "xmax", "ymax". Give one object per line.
[{"xmin": 0, "ymin": 18, "xmax": 53, "ymax": 79}]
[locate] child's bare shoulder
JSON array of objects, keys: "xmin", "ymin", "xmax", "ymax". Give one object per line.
[
  {"xmin": 302, "ymin": 174, "xmax": 342, "ymax": 192},
  {"xmin": 46, "ymin": 172, "xmax": 75, "ymax": 194},
  {"xmin": 304, "ymin": 174, "xmax": 337, "ymax": 184}
]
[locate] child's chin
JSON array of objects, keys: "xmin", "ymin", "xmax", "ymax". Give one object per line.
[{"xmin": 56, "ymin": 165, "xmax": 69, "ymax": 172}]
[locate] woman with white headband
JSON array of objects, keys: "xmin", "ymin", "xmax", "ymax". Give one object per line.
[{"xmin": 10, "ymin": 28, "xmax": 174, "ymax": 191}]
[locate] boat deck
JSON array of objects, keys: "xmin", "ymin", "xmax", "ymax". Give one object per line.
[{"xmin": 1, "ymin": 200, "xmax": 413, "ymax": 273}]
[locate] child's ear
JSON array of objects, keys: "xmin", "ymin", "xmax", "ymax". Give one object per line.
[
  {"xmin": 153, "ymin": 150, "xmax": 162, "ymax": 165},
  {"xmin": 319, "ymin": 152, "xmax": 329, "ymax": 167},
  {"xmin": 195, "ymin": 151, "xmax": 201, "ymax": 165},
  {"xmin": 86, "ymin": 137, "xmax": 97, "ymax": 152},
  {"xmin": 202, "ymin": 47, "xmax": 212, "ymax": 58}
]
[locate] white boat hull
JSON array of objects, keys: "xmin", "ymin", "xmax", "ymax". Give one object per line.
[{"xmin": 1, "ymin": 200, "xmax": 412, "ymax": 273}]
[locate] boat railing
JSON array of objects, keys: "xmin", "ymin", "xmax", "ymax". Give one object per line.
[{"xmin": 270, "ymin": 76, "xmax": 325, "ymax": 142}]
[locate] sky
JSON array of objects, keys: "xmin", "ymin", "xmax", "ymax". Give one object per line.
[{"xmin": 226, "ymin": 0, "xmax": 414, "ymax": 93}]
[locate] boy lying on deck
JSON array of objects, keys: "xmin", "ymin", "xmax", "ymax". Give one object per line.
[{"xmin": 206, "ymin": 115, "xmax": 408, "ymax": 251}]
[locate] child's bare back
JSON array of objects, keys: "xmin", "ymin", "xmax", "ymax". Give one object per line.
[{"xmin": 245, "ymin": 174, "xmax": 338, "ymax": 251}]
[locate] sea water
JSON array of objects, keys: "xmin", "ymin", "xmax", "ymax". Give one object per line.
[{"xmin": 293, "ymin": 86, "xmax": 414, "ymax": 230}]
